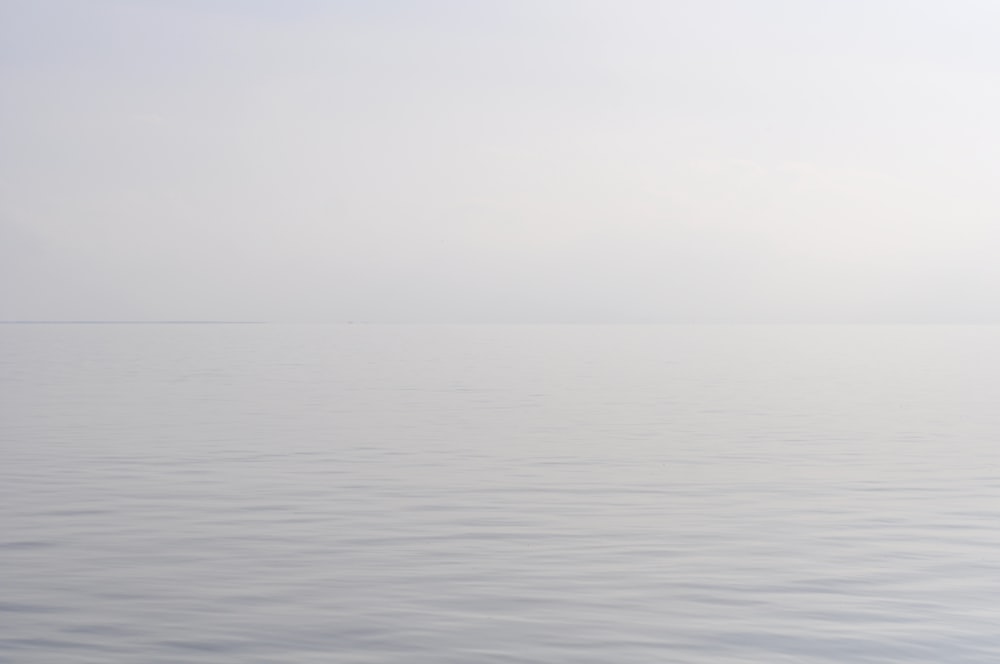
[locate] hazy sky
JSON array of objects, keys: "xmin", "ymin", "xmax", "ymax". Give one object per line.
[{"xmin": 4, "ymin": 0, "xmax": 1000, "ymax": 322}]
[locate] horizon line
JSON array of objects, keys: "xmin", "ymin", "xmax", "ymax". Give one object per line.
[
  {"xmin": 0, "ymin": 320, "xmax": 269, "ymax": 325},
  {"xmin": 4, "ymin": 320, "xmax": 1000, "ymax": 326}
]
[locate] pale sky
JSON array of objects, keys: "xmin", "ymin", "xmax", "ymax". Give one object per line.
[{"xmin": 4, "ymin": 0, "xmax": 1000, "ymax": 322}]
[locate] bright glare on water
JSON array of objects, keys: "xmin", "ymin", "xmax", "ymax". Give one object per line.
[{"xmin": 4, "ymin": 323, "xmax": 1000, "ymax": 663}]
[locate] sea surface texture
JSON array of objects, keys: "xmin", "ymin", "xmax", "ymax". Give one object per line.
[{"xmin": 4, "ymin": 324, "xmax": 1000, "ymax": 663}]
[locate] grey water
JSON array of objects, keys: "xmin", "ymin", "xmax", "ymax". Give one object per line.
[{"xmin": 4, "ymin": 323, "xmax": 1000, "ymax": 663}]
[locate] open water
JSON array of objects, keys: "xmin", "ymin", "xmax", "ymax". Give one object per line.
[{"xmin": 4, "ymin": 323, "xmax": 1000, "ymax": 663}]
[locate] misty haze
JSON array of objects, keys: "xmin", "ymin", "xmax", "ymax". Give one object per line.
[
  {"xmin": 5, "ymin": 0, "xmax": 1000, "ymax": 323},
  {"xmin": 5, "ymin": 2, "xmax": 1000, "ymax": 663}
]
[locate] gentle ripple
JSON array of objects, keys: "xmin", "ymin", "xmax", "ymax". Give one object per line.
[{"xmin": 4, "ymin": 324, "xmax": 1000, "ymax": 662}]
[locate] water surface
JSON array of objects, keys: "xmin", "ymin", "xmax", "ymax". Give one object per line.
[{"xmin": 4, "ymin": 324, "xmax": 1000, "ymax": 663}]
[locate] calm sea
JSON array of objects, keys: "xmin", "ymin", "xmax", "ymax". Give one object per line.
[{"xmin": 4, "ymin": 324, "xmax": 1000, "ymax": 663}]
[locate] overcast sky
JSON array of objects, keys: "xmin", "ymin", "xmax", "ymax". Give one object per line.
[{"xmin": 3, "ymin": 0, "xmax": 1000, "ymax": 322}]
